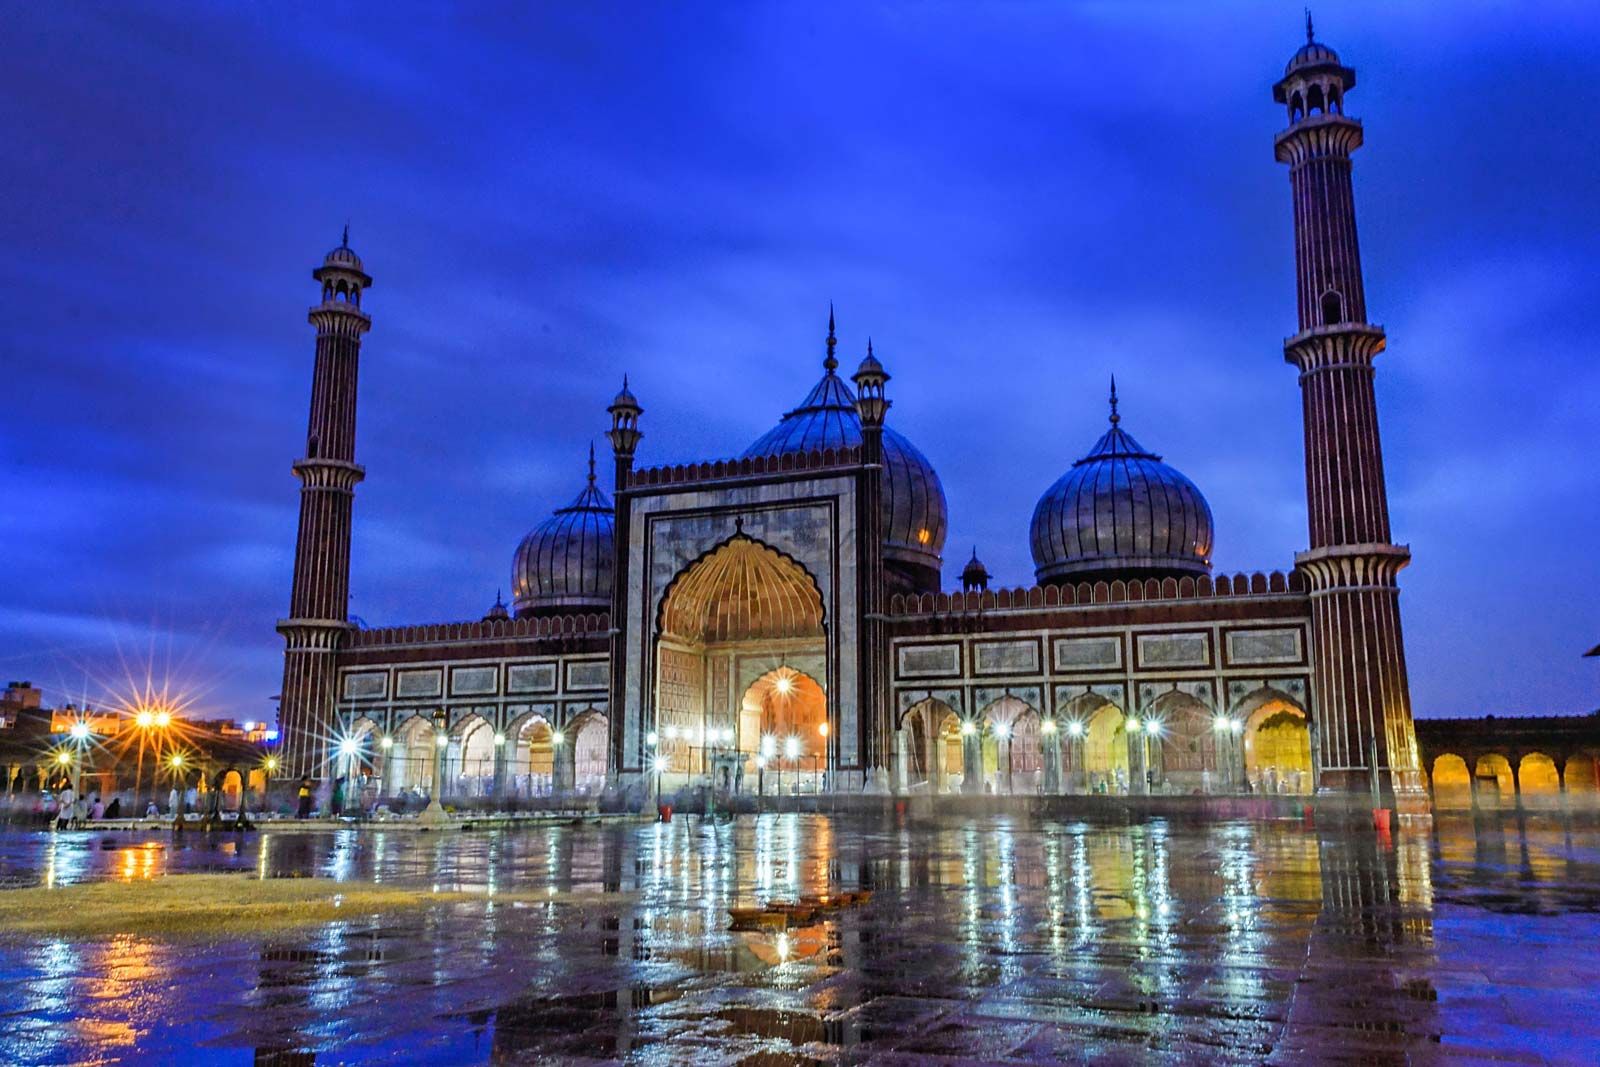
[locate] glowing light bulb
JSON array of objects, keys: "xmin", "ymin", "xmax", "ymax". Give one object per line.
[
  {"xmin": 136, "ymin": 710, "xmax": 153, "ymax": 729},
  {"xmin": 646, "ymin": 731, "xmax": 658, "ymax": 746},
  {"xmin": 960, "ymin": 721, "xmax": 976, "ymax": 736},
  {"xmin": 380, "ymin": 736, "xmax": 393, "ymax": 750},
  {"xmin": 69, "ymin": 722, "xmax": 89, "ymax": 741},
  {"xmin": 155, "ymin": 711, "xmax": 171, "ymax": 728},
  {"xmin": 1067, "ymin": 721, "xmax": 1083, "ymax": 737},
  {"xmin": 493, "ymin": 733, "xmax": 506, "ymax": 747},
  {"xmin": 993, "ymin": 723, "xmax": 1010, "ymax": 740},
  {"xmin": 1041, "ymin": 719, "xmax": 1057, "ymax": 734}
]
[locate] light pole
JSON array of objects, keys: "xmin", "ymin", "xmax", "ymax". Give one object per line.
[
  {"xmin": 53, "ymin": 751, "xmax": 74, "ymax": 827},
  {"xmin": 417, "ymin": 710, "xmax": 449, "ymax": 827},
  {"xmin": 1128, "ymin": 718, "xmax": 1144, "ymax": 795},
  {"xmin": 1066, "ymin": 719, "xmax": 1086, "ymax": 792},
  {"xmin": 169, "ymin": 752, "xmax": 188, "ymax": 830},
  {"xmin": 1146, "ymin": 720, "xmax": 1163, "ymax": 794},
  {"xmin": 755, "ymin": 735, "xmax": 774, "ymax": 799},
  {"xmin": 993, "ymin": 721, "xmax": 1012, "ymax": 795},
  {"xmin": 337, "ymin": 737, "xmax": 360, "ymax": 818},
  {"xmin": 1041, "ymin": 718, "xmax": 1057, "ymax": 795},
  {"xmin": 551, "ymin": 729, "xmax": 566, "ymax": 795},
  {"xmin": 816, "ymin": 721, "xmax": 829, "ymax": 793},
  {"xmin": 378, "ymin": 735, "xmax": 393, "ymax": 799},
  {"xmin": 68, "ymin": 721, "xmax": 90, "ymax": 801}
]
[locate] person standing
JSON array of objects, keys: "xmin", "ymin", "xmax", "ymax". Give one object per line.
[
  {"xmin": 296, "ymin": 776, "xmax": 314, "ymax": 819},
  {"xmin": 54, "ymin": 784, "xmax": 74, "ymax": 831}
]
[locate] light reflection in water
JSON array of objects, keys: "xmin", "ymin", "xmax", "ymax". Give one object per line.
[{"xmin": 41, "ymin": 812, "xmax": 1600, "ymax": 1065}]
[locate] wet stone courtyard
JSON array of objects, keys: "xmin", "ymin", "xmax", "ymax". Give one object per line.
[{"xmin": 1, "ymin": 811, "xmax": 1598, "ymax": 1064}]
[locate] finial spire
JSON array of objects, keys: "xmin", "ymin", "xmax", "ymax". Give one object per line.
[
  {"xmin": 1109, "ymin": 375, "xmax": 1120, "ymax": 426},
  {"xmin": 824, "ymin": 302, "xmax": 838, "ymax": 372},
  {"xmin": 1305, "ymin": 8, "xmax": 1314, "ymax": 43},
  {"xmin": 587, "ymin": 441, "xmax": 596, "ymax": 484},
  {"xmin": 341, "ymin": 222, "xmax": 350, "ymax": 248}
]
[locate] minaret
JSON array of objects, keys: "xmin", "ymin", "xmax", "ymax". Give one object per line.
[
  {"xmin": 852, "ymin": 329, "xmax": 890, "ymax": 788},
  {"xmin": 276, "ymin": 231, "xmax": 372, "ymax": 780},
  {"xmin": 605, "ymin": 377, "xmax": 642, "ymax": 783},
  {"xmin": 1273, "ymin": 19, "xmax": 1426, "ymax": 812}
]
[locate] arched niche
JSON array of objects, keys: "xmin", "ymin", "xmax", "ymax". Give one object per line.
[{"xmin": 652, "ymin": 533, "xmax": 827, "ymax": 790}]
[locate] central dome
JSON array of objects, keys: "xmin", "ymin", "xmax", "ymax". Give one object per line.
[
  {"xmin": 1030, "ymin": 387, "xmax": 1213, "ymax": 585},
  {"xmin": 742, "ymin": 327, "xmax": 947, "ymax": 590}
]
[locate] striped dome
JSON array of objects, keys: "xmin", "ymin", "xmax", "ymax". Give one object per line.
[
  {"xmin": 743, "ymin": 362, "xmax": 947, "ymax": 577},
  {"xmin": 511, "ymin": 455, "xmax": 614, "ymax": 616},
  {"xmin": 1030, "ymin": 399, "xmax": 1213, "ymax": 585}
]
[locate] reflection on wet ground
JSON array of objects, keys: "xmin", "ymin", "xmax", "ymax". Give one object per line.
[{"xmin": 2, "ymin": 811, "xmax": 1598, "ymax": 1063}]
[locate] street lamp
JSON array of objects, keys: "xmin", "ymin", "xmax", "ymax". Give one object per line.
[
  {"xmin": 1066, "ymin": 719, "xmax": 1085, "ymax": 793},
  {"xmin": 1041, "ymin": 719, "xmax": 1057, "ymax": 794},
  {"xmin": 816, "ymin": 721, "xmax": 829, "ymax": 792},
  {"xmin": 993, "ymin": 721, "xmax": 1012, "ymax": 794},
  {"xmin": 169, "ymin": 752, "xmax": 188, "ymax": 828}
]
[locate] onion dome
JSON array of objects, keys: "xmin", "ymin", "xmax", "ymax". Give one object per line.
[
  {"xmin": 1284, "ymin": 13, "xmax": 1349, "ymax": 78},
  {"xmin": 960, "ymin": 548, "xmax": 991, "ymax": 593},
  {"xmin": 511, "ymin": 446, "xmax": 614, "ymax": 616},
  {"xmin": 323, "ymin": 225, "xmax": 364, "ymax": 271},
  {"xmin": 1030, "ymin": 380, "xmax": 1213, "ymax": 585},
  {"xmin": 741, "ymin": 312, "xmax": 947, "ymax": 583},
  {"xmin": 482, "ymin": 591, "xmax": 510, "ymax": 622},
  {"xmin": 611, "ymin": 375, "xmax": 640, "ymax": 412}
]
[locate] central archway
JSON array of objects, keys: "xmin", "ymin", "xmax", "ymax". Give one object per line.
[{"xmin": 653, "ymin": 533, "xmax": 827, "ymax": 793}]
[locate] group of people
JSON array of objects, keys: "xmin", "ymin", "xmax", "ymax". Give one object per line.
[{"xmin": 43, "ymin": 785, "xmax": 127, "ymax": 829}]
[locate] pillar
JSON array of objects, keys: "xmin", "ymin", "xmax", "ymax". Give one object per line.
[
  {"xmin": 1272, "ymin": 24, "xmax": 1427, "ymax": 814},
  {"xmin": 277, "ymin": 233, "xmax": 372, "ymax": 781}
]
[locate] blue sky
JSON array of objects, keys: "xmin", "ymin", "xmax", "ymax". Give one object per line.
[{"xmin": 3, "ymin": 3, "xmax": 1597, "ymax": 721}]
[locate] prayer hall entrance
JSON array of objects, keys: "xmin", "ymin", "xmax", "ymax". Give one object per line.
[{"xmin": 651, "ymin": 532, "xmax": 829, "ymax": 794}]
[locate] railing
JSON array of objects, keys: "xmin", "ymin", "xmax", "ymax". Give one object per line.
[{"xmin": 889, "ymin": 570, "xmax": 1307, "ymax": 617}]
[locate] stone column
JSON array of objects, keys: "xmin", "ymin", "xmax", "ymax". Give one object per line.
[{"xmin": 962, "ymin": 728, "xmax": 982, "ymax": 795}]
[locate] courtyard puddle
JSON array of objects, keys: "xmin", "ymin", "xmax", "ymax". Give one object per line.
[{"xmin": 2, "ymin": 814, "xmax": 1599, "ymax": 1061}]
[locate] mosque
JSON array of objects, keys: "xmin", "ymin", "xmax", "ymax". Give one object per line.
[{"xmin": 274, "ymin": 25, "xmax": 1429, "ymax": 813}]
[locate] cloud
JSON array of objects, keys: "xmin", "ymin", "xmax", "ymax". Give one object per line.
[{"xmin": 4, "ymin": 3, "xmax": 1599, "ymax": 718}]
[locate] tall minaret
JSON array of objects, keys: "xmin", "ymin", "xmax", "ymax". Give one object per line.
[
  {"xmin": 605, "ymin": 376, "xmax": 642, "ymax": 784},
  {"xmin": 276, "ymin": 231, "xmax": 372, "ymax": 779},
  {"xmin": 852, "ymin": 330, "xmax": 890, "ymax": 787},
  {"xmin": 1273, "ymin": 18, "xmax": 1426, "ymax": 812}
]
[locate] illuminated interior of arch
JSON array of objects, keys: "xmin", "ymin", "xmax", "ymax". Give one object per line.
[
  {"xmin": 653, "ymin": 535, "xmax": 827, "ymax": 789},
  {"xmin": 1243, "ymin": 700, "xmax": 1314, "ymax": 795}
]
